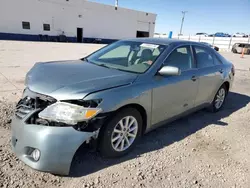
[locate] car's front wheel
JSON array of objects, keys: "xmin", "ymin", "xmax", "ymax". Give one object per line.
[
  {"xmin": 232, "ymin": 49, "xmax": 237, "ymax": 53},
  {"xmin": 98, "ymin": 108, "xmax": 142, "ymax": 158}
]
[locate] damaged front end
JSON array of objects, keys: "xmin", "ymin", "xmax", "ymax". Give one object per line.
[
  {"xmin": 17, "ymin": 88, "xmax": 108, "ymax": 132},
  {"xmin": 11, "ymin": 88, "xmax": 109, "ymax": 175}
]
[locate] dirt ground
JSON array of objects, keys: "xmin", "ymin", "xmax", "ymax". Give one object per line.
[{"xmin": 0, "ymin": 41, "xmax": 250, "ymax": 188}]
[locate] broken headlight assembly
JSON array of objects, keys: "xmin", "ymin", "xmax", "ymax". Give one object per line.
[{"xmin": 38, "ymin": 101, "xmax": 102, "ymax": 125}]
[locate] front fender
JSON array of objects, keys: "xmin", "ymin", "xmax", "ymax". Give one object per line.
[{"xmin": 83, "ymin": 83, "xmax": 152, "ymax": 130}]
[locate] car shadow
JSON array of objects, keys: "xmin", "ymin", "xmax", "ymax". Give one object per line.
[{"xmin": 69, "ymin": 92, "xmax": 250, "ymax": 177}]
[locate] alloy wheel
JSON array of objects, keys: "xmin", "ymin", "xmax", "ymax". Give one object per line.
[
  {"xmin": 111, "ymin": 116, "xmax": 138, "ymax": 152},
  {"xmin": 215, "ymin": 87, "xmax": 226, "ymax": 109}
]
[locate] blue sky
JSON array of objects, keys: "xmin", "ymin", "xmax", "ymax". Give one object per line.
[{"xmin": 89, "ymin": 0, "xmax": 250, "ymax": 35}]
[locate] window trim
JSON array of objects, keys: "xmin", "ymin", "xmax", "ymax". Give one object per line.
[
  {"xmin": 162, "ymin": 44, "xmax": 196, "ymax": 72},
  {"xmin": 22, "ymin": 21, "xmax": 30, "ymax": 30},
  {"xmin": 192, "ymin": 45, "xmax": 216, "ymax": 69}
]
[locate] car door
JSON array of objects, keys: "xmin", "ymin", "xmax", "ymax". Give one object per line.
[
  {"xmin": 151, "ymin": 45, "xmax": 199, "ymax": 125},
  {"xmin": 192, "ymin": 45, "xmax": 224, "ymax": 106}
]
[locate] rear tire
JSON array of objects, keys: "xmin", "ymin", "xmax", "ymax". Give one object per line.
[
  {"xmin": 247, "ymin": 49, "xmax": 250, "ymax": 55},
  {"xmin": 209, "ymin": 84, "xmax": 228, "ymax": 113},
  {"xmin": 98, "ymin": 108, "xmax": 142, "ymax": 158}
]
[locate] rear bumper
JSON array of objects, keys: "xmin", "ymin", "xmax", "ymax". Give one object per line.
[{"xmin": 11, "ymin": 116, "xmax": 95, "ymax": 175}]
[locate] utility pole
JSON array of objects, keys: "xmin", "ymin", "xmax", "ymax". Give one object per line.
[
  {"xmin": 115, "ymin": 0, "xmax": 118, "ymax": 9},
  {"xmin": 179, "ymin": 11, "xmax": 188, "ymax": 36}
]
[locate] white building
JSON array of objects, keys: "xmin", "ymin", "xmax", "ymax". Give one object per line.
[{"xmin": 0, "ymin": 0, "xmax": 156, "ymax": 43}]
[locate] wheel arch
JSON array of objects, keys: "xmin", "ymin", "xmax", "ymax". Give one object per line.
[
  {"xmin": 98, "ymin": 103, "xmax": 148, "ymax": 137},
  {"xmin": 223, "ymin": 81, "xmax": 230, "ymax": 94},
  {"xmin": 112, "ymin": 103, "xmax": 148, "ymax": 135}
]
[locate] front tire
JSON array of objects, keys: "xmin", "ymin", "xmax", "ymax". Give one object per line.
[
  {"xmin": 210, "ymin": 84, "xmax": 227, "ymax": 112},
  {"xmin": 98, "ymin": 108, "xmax": 142, "ymax": 158}
]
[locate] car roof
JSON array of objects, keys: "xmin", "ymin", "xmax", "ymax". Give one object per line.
[{"xmin": 122, "ymin": 37, "xmax": 198, "ymax": 46}]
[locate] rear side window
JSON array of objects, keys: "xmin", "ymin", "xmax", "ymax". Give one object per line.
[
  {"xmin": 213, "ymin": 55, "xmax": 222, "ymax": 65},
  {"xmin": 164, "ymin": 46, "xmax": 193, "ymax": 71},
  {"xmin": 216, "ymin": 53, "xmax": 228, "ymax": 64},
  {"xmin": 194, "ymin": 46, "xmax": 214, "ymax": 68}
]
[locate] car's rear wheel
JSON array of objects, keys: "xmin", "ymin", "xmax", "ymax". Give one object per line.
[
  {"xmin": 232, "ymin": 49, "xmax": 237, "ymax": 53},
  {"xmin": 210, "ymin": 84, "xmax": 227, "ymax": 112},
  {"xmin": 247, "ymin": 49, "xmax": 250, "ymax": 55},
  {"xmin": 98, "ymin": 108, "xmax": 142, "ymax": 158}
]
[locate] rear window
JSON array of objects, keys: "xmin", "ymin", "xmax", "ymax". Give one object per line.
[
  {"xmin": 194, "ymin": 46, "xmax": 214, "ymax": 68},
  {"xmin": 215, "ymin": 52, "xmax": 228, "ymax": 64}
]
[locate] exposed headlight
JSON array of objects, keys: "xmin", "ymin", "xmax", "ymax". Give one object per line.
[{"xmin": 38, "ymin": 102, "xmax": 101, "ymax": 125}]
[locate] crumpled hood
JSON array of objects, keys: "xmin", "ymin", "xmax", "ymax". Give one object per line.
[{"xmin": 26, "ymin": 60, "xmax": 138, "ymax": 100}]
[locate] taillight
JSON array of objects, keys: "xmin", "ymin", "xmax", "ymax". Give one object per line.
[{"xmin": 231, "ymin": 64, "xmax": 235, "ymax": 76}]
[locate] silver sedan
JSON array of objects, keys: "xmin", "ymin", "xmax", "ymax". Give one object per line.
[{"xmin": 11, "ymin": 38, "xmax": 235, "ymax": 175}]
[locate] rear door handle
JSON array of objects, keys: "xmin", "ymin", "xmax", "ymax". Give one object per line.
[{"xmin": 191, "ymin": 76, "xmax": 198, "ymax": 81}]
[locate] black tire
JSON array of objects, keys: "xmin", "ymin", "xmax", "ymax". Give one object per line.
[
  {"xmin": 232, "ymin": 49, "xmax": 237, "ymax": 53},
  {"xmin": 209, "ymin": 84, "xmax": 228, "ymax": 113},
  {"xmin": 247, "ymin": 49, "xmax": 250, "ymax": 55},
  {"xmin": 98, "ymin": 108, "xmax": 142, "ymax": 158}
]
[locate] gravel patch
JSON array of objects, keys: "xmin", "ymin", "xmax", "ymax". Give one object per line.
[
  {"xmin": 0, "ymin": 100, "xmax": 15, "ymax": 130},
  {"xmin": 0, "ymin": 100, "xmax": 65, "ymax": 188},
  {"xmin": 0, "ymin": 132, "xmax": 65, "ymax": 188}
]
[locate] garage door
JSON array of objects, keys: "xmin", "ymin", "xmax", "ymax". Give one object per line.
[{"xmin": 137, "ymin": 21, "xmax": 150, "ymax": 32}]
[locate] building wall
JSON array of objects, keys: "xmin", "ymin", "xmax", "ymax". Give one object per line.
[{"xmin": 0, "ymin": 0, "xmax": 156, "ymax": 42}]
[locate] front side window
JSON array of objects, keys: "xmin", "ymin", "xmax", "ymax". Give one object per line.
[
  {"xmin": 87, "ymin": 41, "xmax": 166, "ymax": 73},
  {"xmin": 164, "ymin": 46, "xmax": 193, "ymax": 71},
  {"xmin": 238, "ymin": 44, "xmax": 246, "ymax": 48},
  {"xmin": 194, "ymin": 46, "xmax": 214, "ymax": 68}
]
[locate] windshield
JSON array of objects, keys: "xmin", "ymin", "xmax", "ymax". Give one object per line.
[{"xmin": 86, "ymin": 41, "xmax": 166, "ymax": 73}]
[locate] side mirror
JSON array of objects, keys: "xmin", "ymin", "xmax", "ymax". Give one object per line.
[{"xmin": 158, "ymin": 66, "xmax": 181, "ymax": 76}]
